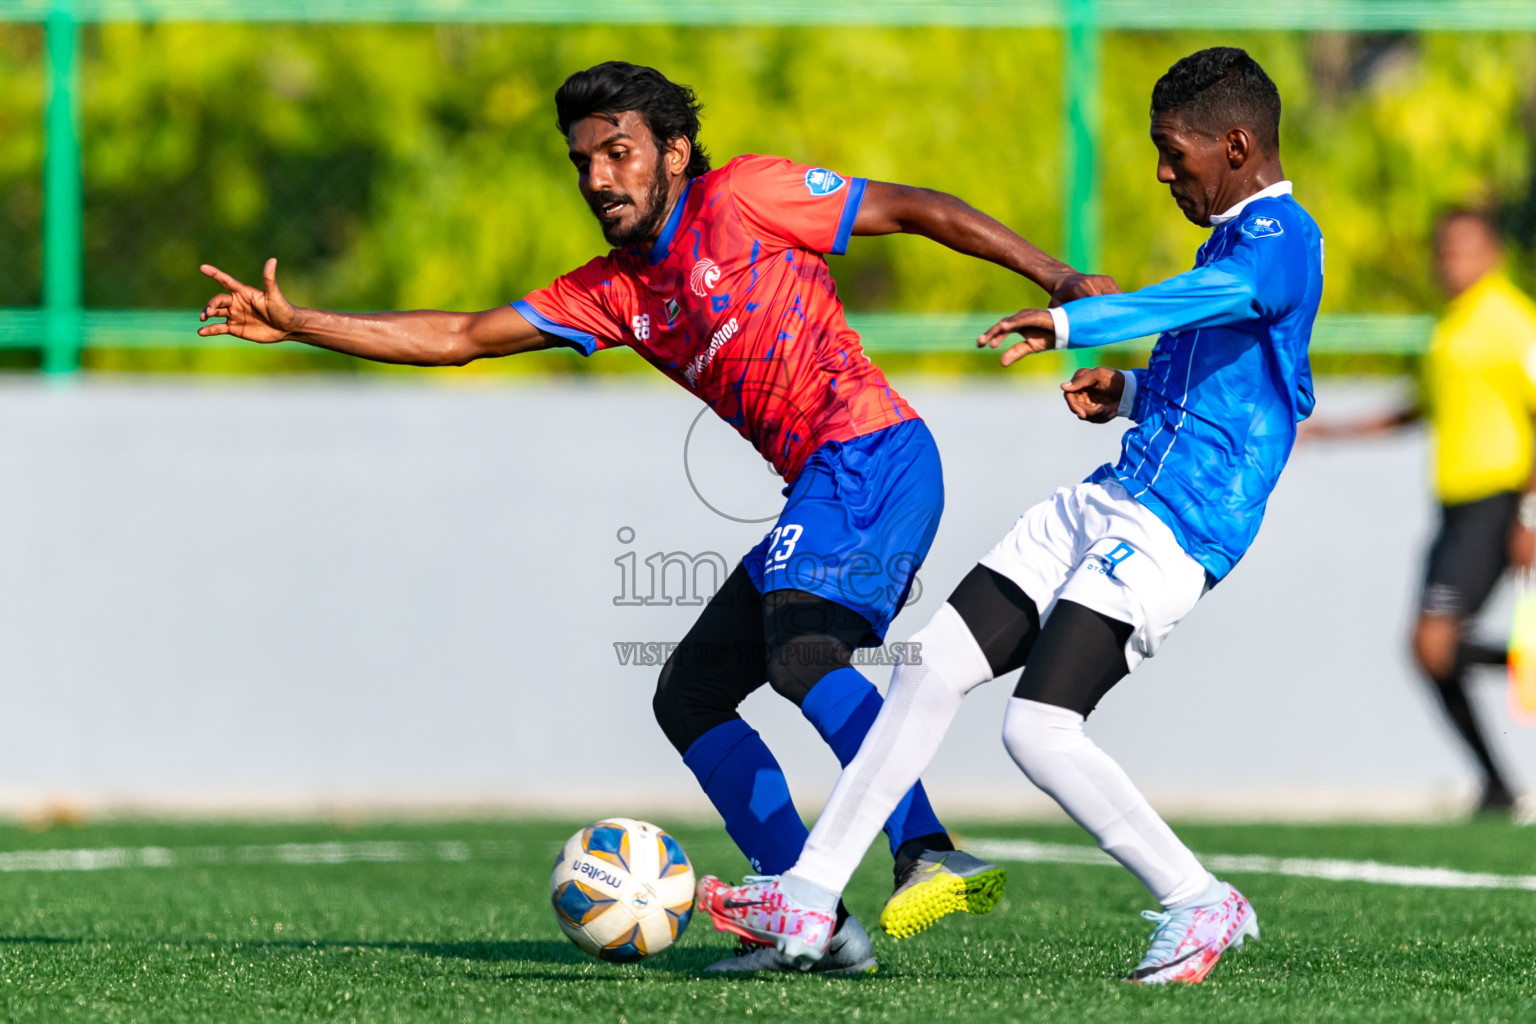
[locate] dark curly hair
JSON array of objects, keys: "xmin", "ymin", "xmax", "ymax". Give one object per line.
[
  {"xmin": 1151, "ymin": 47, "xmax": 1281, "ymax": 152},
  {"xmin": 1436, "ymin": 207, "xmax": 1501, "ymax": 243},
  {"xmin": 554, "ymin": 62, "xmax": 711, "ymax": 178}
]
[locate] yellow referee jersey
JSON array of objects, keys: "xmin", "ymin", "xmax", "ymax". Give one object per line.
[{"xmin": 1424, "ymin": 270, "xmax": 1536, "ymax": 504}]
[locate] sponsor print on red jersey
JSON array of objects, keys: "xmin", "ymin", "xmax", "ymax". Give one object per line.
[{"xmin": 513, "ymin": 155, "xmax": 916, "ymax": 481}]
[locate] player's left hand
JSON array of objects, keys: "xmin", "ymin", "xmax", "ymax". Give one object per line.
[
  {"xmin": 1511, "ymin": 521, "xmax": 1536, "ymax": 573},
  {"xmin": 1048, "ymin": 272, "xmax": 1119, "ymax": 307},
  {"xmin": 197, "ymin": 258, "xmax": 298, "ymax": 343},
  {"xmin": 1061, "ymin": 367, "xmax": 1124, "ymax": 423},
  {"xmin": 978, "ymin": 308, "xmax": 1055, "ymax": 367}
]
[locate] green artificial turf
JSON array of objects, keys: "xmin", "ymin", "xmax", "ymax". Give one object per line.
[{"xmin": 0, "ymin": 819, "xmax": 1527, "ymax": 1023}]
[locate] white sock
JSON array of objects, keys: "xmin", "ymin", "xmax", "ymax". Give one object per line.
[
  {"xmin": 1165, "ymin": 874, "xmax": 1229, "ymax": 912},
  {"xmin": 1001, "ymin": 698, "xmax": 1214, "ymax": 909},
  {"xmin": 789, "ymin": 603, "xmax": 994, "ymax": 895},
  {"xmin": 777, "ymin": 873, "xmax": 840, "ymax": 915}
]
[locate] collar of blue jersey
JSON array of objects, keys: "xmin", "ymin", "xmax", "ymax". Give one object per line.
[
  {"xmin": 1207, "ymin": 180, "xmax": 1293, "ymax": 228},
  {"xmin": 646, "ymin": 178, "xmax": 695, "ymax": 265}
]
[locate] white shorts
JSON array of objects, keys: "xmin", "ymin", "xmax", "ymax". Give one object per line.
[{"xmin": 978, "ymin": 479, "xmax": 1208, "ymax": 671}]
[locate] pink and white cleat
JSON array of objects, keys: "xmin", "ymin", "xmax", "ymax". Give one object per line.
[
  {"xmin": 1127, "ymin": 883, "xmax": 1258, "ymax": 984},
  {"xmin": 696, "ymin": 875, "xmax": 837, "ymax": 968}
]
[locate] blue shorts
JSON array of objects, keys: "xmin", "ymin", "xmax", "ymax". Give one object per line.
[{"xmin": 743, "ymin": 419, "xmax": 944, "ymax": 645}]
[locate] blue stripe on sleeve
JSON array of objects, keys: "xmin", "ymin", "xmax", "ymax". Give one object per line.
[
  {"xmin": 830, "ymin": 177, "xmax": 868, "ymax": 255},
  {"xmin": 511, "ymin": 299, "xmax": 598, "ymax": 356}
]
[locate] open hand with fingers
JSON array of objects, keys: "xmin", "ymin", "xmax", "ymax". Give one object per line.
[
  {"xmin": 198, "ymin": 258, "xmax": 300, "ymax": 343},
  {"xmin": 978, "ymin": 308, "xmax": 1055, "ymax": 367},
  {"xmin": 1061, "ymin": 366, "xmax": 1125, "ymax": 423}
]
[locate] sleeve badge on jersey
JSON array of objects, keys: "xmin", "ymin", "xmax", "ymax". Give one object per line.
[
  {"xmin": 804, "ymin": 168, "xmax": 847, "ymax": 197},
  {"xmin": 1241, "ymin": 215, "xmax": 1284, "ymax": 239}
]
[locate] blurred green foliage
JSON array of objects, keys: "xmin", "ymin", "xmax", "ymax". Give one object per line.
[
  {"xmin": 0, "ymin": 26, "xmax": 44, "ymax": 307},
  {"xmin": 67, "ymin": 23, "xmax": 1076, "ymax": 314},
  {"xmin": 2, "ymin": 24, "xmax": 1535, "ymax": 370}
]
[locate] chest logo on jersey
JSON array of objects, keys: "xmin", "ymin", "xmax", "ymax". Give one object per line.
[
  {"xmin": 1241, "ymin": 215, "xmax": 1284, "ymax": 239},
  {"xmin": 804, "ymin": 168, "xmax": 846, "ymax": 197},
  {"xmin": 663, "ymin": 298, "xmax": 681, "ymax": 322},
  {"xmin": 690, "ymin": 258, "xmax": 722, "ymax": 297}
]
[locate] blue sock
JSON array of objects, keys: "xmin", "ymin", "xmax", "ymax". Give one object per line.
[
  {"xmin": 682, "ymin": 719, "xmax": 809, "ymax": 876},
  {"xmin": 801, "ymin": 667, "xmax": 948, "ymax": 856}
]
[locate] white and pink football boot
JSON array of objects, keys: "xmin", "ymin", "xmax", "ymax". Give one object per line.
[
  {"xmin": 696, "ymin": 875, "xmax": 837, "ymax": 969},
  {"xmin": 1128, "ymin": 883, "xmax": 1258, "ymax": 984}
]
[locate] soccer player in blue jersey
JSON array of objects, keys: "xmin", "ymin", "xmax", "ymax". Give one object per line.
[{"xmin": 701, "ymin": 47, "xmax": 1323, "ymax": 984}]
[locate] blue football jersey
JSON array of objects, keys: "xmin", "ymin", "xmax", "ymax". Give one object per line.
[{"xmin": 1057, "ymin": 184, "xmax": 1324, "ymax": 580}]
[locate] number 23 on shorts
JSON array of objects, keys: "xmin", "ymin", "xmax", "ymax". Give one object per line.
[{"xmin": 766, "ymin": 524, "xmax": 803, "ymax": 562}]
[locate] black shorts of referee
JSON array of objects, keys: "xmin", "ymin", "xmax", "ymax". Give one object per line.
[{"xmin": 1421, "ymin": 490, "xmax": 1520, "ymax": 619}]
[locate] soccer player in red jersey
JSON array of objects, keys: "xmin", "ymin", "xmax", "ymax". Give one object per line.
[{"xmin": 198, "ymin": 62, "xmax": 1113, "ymax": 972}]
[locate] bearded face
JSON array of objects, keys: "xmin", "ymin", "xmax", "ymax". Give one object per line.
[
  {"xmin": 588, "ymin": 154, "xmax": 673, "ymax": 247},
  {"xmin": 567, "ymin": 110, "xmax": 684, "ymax": 249}
]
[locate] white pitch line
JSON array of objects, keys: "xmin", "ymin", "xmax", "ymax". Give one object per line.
[
  {"xmin": 0, "ymin": 840, "xmax": 483, "ymax": 874},
  {"xmin": 4, "ymin": 836, "xmax": 1530, "ymax": 893},
  {"xmin": 966, "ymin": 839, "xmax": 1536, "ymax": 892}
]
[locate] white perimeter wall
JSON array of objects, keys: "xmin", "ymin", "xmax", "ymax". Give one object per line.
[{"xmin": 0, "ymin": 375, "xmax": 1527, "ymax": 822}]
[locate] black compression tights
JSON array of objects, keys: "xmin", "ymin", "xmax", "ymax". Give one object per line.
[
  {"xmin": 946, "ymin": 564, "xmax": 1135, "ymax": 716},
  {"xmin": 651, "ymin": 564, "xmax": 872, "ymax": 754}
]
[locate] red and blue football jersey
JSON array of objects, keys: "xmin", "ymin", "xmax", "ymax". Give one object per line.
[{"xmin": 514, "ymin": 154, "xmax": 916, "ymax": 481}]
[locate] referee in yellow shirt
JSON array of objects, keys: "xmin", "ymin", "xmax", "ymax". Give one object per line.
[{"xmin": 1313, "ymin": 210, "xmax": 1536, "ymax": 814}]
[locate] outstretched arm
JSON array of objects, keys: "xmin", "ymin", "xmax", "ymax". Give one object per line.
[
  {"xmin": 197, "ymin": 259, "xmax": 558, "ymax": 366},
  {"xmin": 975, "ymin": 211, "xmax": 1306, "ymax": 366},
  {"xmin": 851, "ymin": 182, "xmax": 1118, "ymax": 305},
  {"xmin": 975, "ymin": 261, "xmax": 1264, "ymax": 367},
  {"xmin": 1301, "ymin": 406, "xmax": 1421, "ymax": 441}
]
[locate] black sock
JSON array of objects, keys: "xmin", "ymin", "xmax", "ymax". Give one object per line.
[
  {"xmin": 1458, "ymin": 640, "xmax": 1509, "ymax": 668},
  {"xmin": 892, "ymin": 831, "xmax": 955, "ymax": 882},
  {"xmin": 1433, "ymin": 672, "xmax": 1512, "ymax": 793}
]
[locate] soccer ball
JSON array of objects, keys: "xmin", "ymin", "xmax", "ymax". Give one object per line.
[{"xmin": 549, "ymin": 818, "xmax": 695, "ymax": 962}]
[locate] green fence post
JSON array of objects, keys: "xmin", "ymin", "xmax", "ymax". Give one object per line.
[
  {"xmin": 43, "ymin": 1, "xmax": 82, "ymax": 375},
  {"xmin": 1062, "ymin": 0, "xmax": 1101, "ymax": 370}
]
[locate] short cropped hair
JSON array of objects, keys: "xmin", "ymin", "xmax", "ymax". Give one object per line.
[
  {"xmin": 554, "ymin": 61, "xmax": 711, "ymax": 178},
  {"xmin": 1151, "ymin": 47, "xmax": 1282, "ymax": 152},
  {"xmin": 1436, "ymin": 207, "xmax": 1502, "ymax": 245}
]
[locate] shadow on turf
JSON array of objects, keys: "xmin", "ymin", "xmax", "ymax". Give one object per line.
[
  {"xmin": 233, "ymin": 937, "xmax": 867, "ymax": 980},
  {"xmin": 0, "ymin": 933, "xmax": 871, "ymax": 980},
  {"xmin": 243, "ymin": 938, "xmax": 581, "ymax": 963}
]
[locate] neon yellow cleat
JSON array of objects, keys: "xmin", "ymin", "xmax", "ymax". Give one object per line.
[{"xmin": 880, "ymin": 849, "xmax": 1007, "ymax": 939}]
